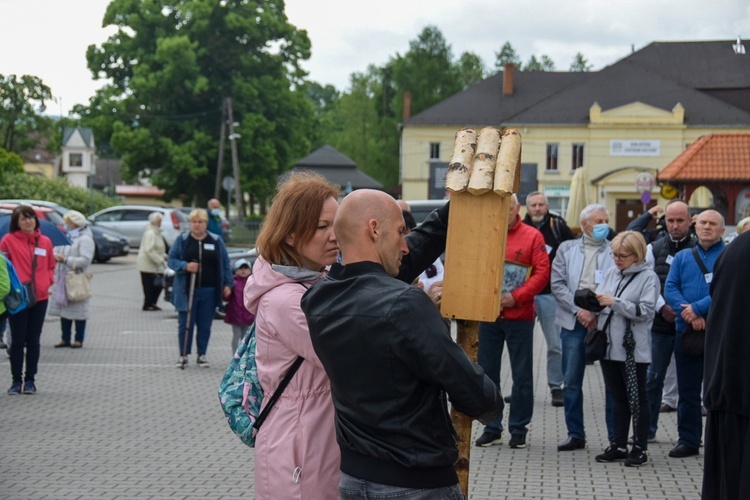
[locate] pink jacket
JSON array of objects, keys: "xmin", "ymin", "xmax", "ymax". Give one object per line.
[{"xmin": 244, "ymin": 257, "xmax": 339, "ymax": 500}]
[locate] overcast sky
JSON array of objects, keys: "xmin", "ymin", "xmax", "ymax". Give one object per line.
[{"xmin": 1, "ymin": 0, "xmax": 748, "ymax": 115}]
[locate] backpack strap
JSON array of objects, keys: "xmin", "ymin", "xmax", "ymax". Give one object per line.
[
  {"xmin": 691, "ymin": 246, "xmax": 710, "ymax": 275},
  {"xmin": 252, "ymin": 356, "xmax": 304, "ymax": 432}
]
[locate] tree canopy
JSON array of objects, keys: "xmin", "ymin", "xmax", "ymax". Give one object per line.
[
  {"xmin": 81, "ymin": 0, "xmax": 316, "ymax": 214},
  {"xmin": 0, "ymin": 74, "xmax": 53, "ymax": 154}
]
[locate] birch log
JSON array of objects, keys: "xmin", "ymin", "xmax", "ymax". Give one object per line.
[
  {"xmin": 493, "ymin": 128, "xmax": 522, "ymax": 195},
  {"xmin": 467, "ymin": 127, "xmax": 501, "ymax": 195},
  {"xmin": 446, "ymin": 127, "xmax": 478, "ymax": 192}
]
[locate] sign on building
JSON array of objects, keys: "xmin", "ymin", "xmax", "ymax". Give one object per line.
[{"xmin": 610, "ymin": 140, "xmax": 661, "ymax": 156}]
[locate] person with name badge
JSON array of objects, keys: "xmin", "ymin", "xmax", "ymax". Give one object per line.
[
  {"xmin": 168, "ymin": 209, "xmax": 232, "ymax": 368},
  {"xmin": 551, "ymin": 203, "xmax": 616, "ymax": 451},
  {"xmin": 0, "ymin": 205, "xmax": 56, "ymax": 395}
]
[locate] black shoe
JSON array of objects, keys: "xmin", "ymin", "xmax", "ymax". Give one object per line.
[
  {"xmin": 659, "ymin": 403, "xmax": 677, "ymax": 413},
  {"xmin": 595, "ymin": 445, "xmax": 628, "ymax": 463},
  {"xmin": 503, "ymin": 394, "xmax": 512, "ymax": 403},
  {"xmin": 625, "ymin": 446, "xmax": 649, "ymax": 467},
  {"xmin": 474, "ymin": 431, "xmax": 503, "ymax": 447},
  {"xmin": 558, "ymin": 437, "xmax": 586, "ymax": 451},
  {"xmin": 508, "ymin": 434, "xmax": 526, "ymax": 449},
  {"xmin": 669, "ymin": 443, "xmax": 699, "ymax": 458},
  {"xmin": 550, "ymin": 389, "xmax": 563, "ymax": 407},
  {"xmin": 54, "ymin": 341, "xmax": 71, "ymax": 348}
]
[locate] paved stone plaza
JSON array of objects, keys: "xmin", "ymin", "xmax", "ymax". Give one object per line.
[{"xmin": 1, "ymin": 255, "xmax": 704, "ymax": 499}]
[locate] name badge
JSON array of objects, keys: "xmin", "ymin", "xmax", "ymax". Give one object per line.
[
  {"xmin": 545, "ymin": 244, "xmax": 552, "ymax": 254},
  {"xmin": 204, "ymin": 243, "xmax": 216, "ymax": 251},
  {"xmin": 665, "ymin": 254, "xmax": 674, "ymax": 265},
  {"xmin": 595, "ymin": 270, "xmax": 604, "ymax": 284},
  {"xmin": 704, "ymin": 273, "xmax": 713, "ymax": 284},
  {"xmin": 34, "ymin": 247, "xmax": 47, "ymax": 257}
]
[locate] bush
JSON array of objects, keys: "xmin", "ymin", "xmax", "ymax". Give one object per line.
[{"xmin": 0, "ymin": 172, "xmax": 118, "ymax": 215}]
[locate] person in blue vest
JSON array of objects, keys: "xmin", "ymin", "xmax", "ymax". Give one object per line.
[{"xmin": 664, "ymin": 209, "xmax": 725, "ymax": 458}]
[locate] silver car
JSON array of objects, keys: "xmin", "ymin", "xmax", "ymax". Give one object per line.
[{"xmin": 88, "ymin": 205, "xmax": 189, "ymax": 248}]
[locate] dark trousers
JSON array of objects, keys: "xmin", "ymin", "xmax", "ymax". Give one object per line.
[
  {"xmin": 140, "ymin": 272, "xmax": 163, "ymax": 308},
  {"xmin": 674, "ymin": 329, "xmax": 704, "ymax": 448},
  {"xmin": 646, "ymin": 331, "xmax": 677, "ymax": 437},
  {"xmin": 600, "ymin": 359, "xmax": 650, "ymax": 449},
  {"xmin": 61, "ymin": 318, "xmax": 87, "ymax": 343},
  {"xmin": 8, "ymin": 300, "xmax": 48, "ymax": 383},
  {"xmin": 177, "ymin": 287, "xmax": 217, "ymax": 356},
  {"xmin": 703, "ymin": 411, "xmax": 750, "ymax": 500}
]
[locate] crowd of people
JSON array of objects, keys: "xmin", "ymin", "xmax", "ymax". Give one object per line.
[{"xmin": 1, "ymin": 187, "xmax": 747, "ymax": 498}]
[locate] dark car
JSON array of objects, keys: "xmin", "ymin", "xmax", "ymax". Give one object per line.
[{"xmin": 0, "ymin": 200, "xmax": 130, "ymax": 262}]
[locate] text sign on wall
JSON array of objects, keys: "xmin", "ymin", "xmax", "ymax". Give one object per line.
[{"xmin": 610, "ymin": 140, "xmax": 661, "ymax": 156}]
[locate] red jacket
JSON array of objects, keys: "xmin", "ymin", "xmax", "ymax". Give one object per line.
[
  {"xmin": 0, "ymin": 229, "xmax": 56, "ymax": 301},
  {"xmin": 500, "ymin": 215, "xmax": 550, "ymax": 321}
]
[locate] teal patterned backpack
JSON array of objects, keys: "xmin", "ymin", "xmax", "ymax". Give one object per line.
[{"xmin": 218, "ymin": 323, "xmax": 303, "ymax": 447}]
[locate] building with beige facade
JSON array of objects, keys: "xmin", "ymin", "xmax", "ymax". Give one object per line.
[{"xmin": 400, "ymin": 39, "xmax": 750, "ymax": 230}]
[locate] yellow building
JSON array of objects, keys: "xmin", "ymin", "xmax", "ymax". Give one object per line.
[{"xmin": 401, "ymin": 40, "xmax": 750, "ymax": 230}]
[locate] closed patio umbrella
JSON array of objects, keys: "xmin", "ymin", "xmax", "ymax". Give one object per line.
[{"xmin": 565, "ymin": 167, "xmax": 591, "ymax": 228}]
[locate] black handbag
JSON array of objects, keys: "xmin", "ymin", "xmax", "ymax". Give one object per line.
[
  {"xmin": 583, "ymin": 273, "xmax": 637, "ymax": 363},
  {"xmin": 680, "ymin": 247, "xmax": 709, "ymax": 356}
]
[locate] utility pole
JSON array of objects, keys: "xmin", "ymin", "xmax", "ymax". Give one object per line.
[
  {"xmin": 226, "ymin": 97, "xmax": 245, "ymax": 218},
  {"xmin": 213, "ymin": 98, "xmax": 227, "ymax": 199}
]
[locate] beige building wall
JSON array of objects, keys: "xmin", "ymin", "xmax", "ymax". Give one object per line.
[{"xmin": 401, "ymin": 101, "xmax": 750, "ymax": 228}]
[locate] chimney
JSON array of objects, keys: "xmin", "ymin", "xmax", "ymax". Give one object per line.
[
  {"xmin": 402, "ymin": 91, "xmax": 412, "ymax": 121},
  {"xmin": 503, "ymin": 64, "xmax": 514, "ymax": 96}
]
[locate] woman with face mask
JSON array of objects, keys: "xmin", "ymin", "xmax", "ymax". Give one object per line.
[{"xmin": 51, "ymin": 210, "xmax": 95, "ymax": 349}]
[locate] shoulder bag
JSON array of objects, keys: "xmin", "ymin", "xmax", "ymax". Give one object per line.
[
  {"xmin": 681, "ymin": 247, "xmax": 708, "ymax": 356},
  {"xmin": 584, "ymin": 273, "xmax": 637, "ymax": 363}
]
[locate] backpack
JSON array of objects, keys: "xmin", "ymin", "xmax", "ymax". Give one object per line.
[
  {"xmin": 2, "ymin": 255, "xmax": 29, "ymax": 315},
  {"xmin": 218, "ymin": 323, "xmax": 303, "ymax": 447}
]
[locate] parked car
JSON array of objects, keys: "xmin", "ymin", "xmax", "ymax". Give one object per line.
[
  {"xmin": 176, "ymin": 206, "xmax": 232, "ymax": 242},
  {"xmin": 88, "ymin": 205, "xmax": 189, "ymax": 248},
  {"xmin": 405, "ymin": 199, "xmax": 449, "ymax": 224},
  {"xmin": 0, "ymin": 200, "xmax": 130, "ymax": 263}
]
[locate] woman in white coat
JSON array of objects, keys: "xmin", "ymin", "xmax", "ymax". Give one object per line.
[
  {"xmin": 137, "ymin": 212, "xmax": 167, "ymax": 311},
  {"xmin": 53, "ymin": 210, "xmax": 95, "ymax": 349}
]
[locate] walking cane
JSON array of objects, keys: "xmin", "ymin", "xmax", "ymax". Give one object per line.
[{"xmin": 180, "ymin": 272, "xmax": 197, "ymax": 370}]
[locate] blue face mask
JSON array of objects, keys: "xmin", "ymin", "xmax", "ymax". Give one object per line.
[
  {"xmin": 591, "ymin": 223, "xmax": 609, "ymax": 241},
  {"xmin": 211, "ymin": 208, "xmax": 221, "ymax": 216}
]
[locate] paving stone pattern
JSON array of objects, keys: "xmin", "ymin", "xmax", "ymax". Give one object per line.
[{"xmin": 1, "ymin": 255, "xmax": 703, "ymax": 499}]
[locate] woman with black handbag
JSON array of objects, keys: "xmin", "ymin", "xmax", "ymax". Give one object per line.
[
  {"xmin": 593, "ymin": 231, "xmax": 659, "ymax": 467},
  {"xmin": 0, "ymin": 205, "xmax": 56, "ymax": 395}
]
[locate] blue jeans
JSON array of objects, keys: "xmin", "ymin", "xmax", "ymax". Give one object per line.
[
  {"xmin": 560, "ymin": 321, "xmax": 614, "ymax": 441},
  {"xmin": 646, "ymin": 331, "xmax": 677, "ymax": 437},
  {"xmin": 177, "ymin": 287, "xmax": 217, "ymax": 356},
  {"xmin": 674, "ymin": 328, "xmax": 704, "ymax": 449},
  {"xmin": 477, "ymin": 319, "xmax": 534, "ymax": 436},
  {"xmin": 8, "ymin": 300, "xmax": 48, "ymax": 384},
  {"xmin": 535, "ymin": 294, "xmax": 563, "ymax": 390},
  {"xmin": 339, "ymin": 472, "xmax": 464, "ymax": 500},
  {"xmin": 61, "ymin": 318, "xmax": 87, "ymax": 343}
]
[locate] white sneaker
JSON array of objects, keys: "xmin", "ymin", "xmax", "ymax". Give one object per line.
[
  {"xmin": 196, "ymin": 355, "xmax": 210, "ymax": 368},
  {"xmin": 175, "ymin": 356, "xmax": 188, "ymax": 368}
]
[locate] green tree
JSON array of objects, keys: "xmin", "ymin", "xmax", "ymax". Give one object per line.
[
  {"xmin": 0, "ymin": 146, "xmax": 24, "ymax": 184},
  {"xmin": 495, "ymin": 42, "xmax": 522, "ymax": 69},
  {"xmin": 83, "ymin": 0, "xmax": 315, "ymax": 216},
  {"xmin": 457, "ymin": 52, "xmax": 487, "ymax": 88},
  {"xmin": 570, "ymin": 52, "xmax": 593, "ymax": 72},
  {"xmin": 0, "ymin": 74, "xmax": 53, "ymax": 153},
  {"xmin": 540, "ymin": 55, "xmax": 556, "ymax": 71}
]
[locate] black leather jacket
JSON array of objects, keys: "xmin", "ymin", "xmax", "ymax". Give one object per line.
[{"xmin": 301, "ymin": 205, "xmax": 502, "ymax": 489}]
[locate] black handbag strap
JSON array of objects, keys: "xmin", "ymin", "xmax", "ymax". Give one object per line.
[
  {"xmin": 691, "ymin": 247, "xmax": 710, "ymax": 275},
  {"xmin": 253, "ymin": 356, "xmax": 304, "ymax": 431},
  {"xmin": 601, "ymin": 273, "xmax": 638, "ymax": 332}
]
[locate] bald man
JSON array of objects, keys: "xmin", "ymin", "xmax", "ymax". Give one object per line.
[
  {"xmin": 301, "ymin": 190, "xmax": 502, "ymax": 499},
  {"xmin": 206, "ymin": 198, "xmax": 223, "ymax": 239},
  {"xmin": 665, "ymin": 209, "xmax": 726, "ymax": 459}
]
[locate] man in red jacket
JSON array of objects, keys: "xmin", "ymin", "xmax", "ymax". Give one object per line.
[{"xmin": 475, "ymin": 195, "xmax": 550, "ymax": 450}]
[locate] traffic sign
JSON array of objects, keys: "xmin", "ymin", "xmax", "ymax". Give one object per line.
[
  {"xmin": 222, "ymin": 176, "xmax": 235, "ymax": 191},
  {"xmin": 635, "ymin": 172, "xmax": 656, "ymax": 193},
  {"xmin": 641, "ymin": 191, "xmax": 652, "ymax": 204}
]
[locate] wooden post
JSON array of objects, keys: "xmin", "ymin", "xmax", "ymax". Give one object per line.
[
  {"xmin": 440, "ymin": 127, "xmax": 521, "ymax": 498},
  {"xmin": 450, "ymin": 320, "xmax": 479, "ymax": 498}
]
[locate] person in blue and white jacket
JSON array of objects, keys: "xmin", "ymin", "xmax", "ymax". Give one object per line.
[{"xmin": 664, "ymin": 209, "xmax": 725, "ymax": 459}]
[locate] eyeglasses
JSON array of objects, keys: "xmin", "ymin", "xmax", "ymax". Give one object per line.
[{"xmin": 613, "ymin": 253, "xmax": 634, "ymax": 260}]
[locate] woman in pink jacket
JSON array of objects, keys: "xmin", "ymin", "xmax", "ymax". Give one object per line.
[
  {"xmin": 244, "ymin": 171, "xmax": 341, "ymax": 500},
  {"xmin": 1, "ymin": 205, "xmax": 56, "ymax": 395}
]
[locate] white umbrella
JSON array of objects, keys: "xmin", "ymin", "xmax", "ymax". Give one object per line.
[{"xmin": 565, "ymin": 167, "xmax": 591, "ymax": 228}]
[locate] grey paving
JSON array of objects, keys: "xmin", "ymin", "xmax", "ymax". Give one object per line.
[{"xmin": 0, "ymin": 255, "xmax": 704, "ymax": 499}]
